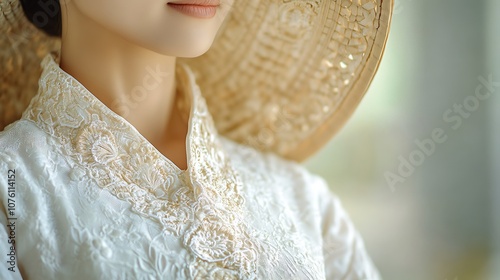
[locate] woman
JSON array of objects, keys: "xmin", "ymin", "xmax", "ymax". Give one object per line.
[{"xmin": 0, "ymin": 0, "xmax": 392, "ymax": 279}]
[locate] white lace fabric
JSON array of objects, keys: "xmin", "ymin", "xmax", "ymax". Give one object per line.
[{"xmin": 0, "ymin": 54, "xmax": 381, "ymax": 279}]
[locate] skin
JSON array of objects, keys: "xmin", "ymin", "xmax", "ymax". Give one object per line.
[{"xmin": 59, "ymin": 0, "xmax": 234, "ymax": 171}]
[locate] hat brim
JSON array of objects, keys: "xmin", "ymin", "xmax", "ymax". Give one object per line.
[
  {"xmin": 1, "ymin": 0, "xmax": 393, "ymax": 162},
  {"xmin": 181, "ymin": 0, "xmax": 393, "ymax": 161}
]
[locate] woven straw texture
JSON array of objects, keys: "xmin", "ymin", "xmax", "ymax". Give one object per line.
[{"xmin": 0, "ymin": 0, "xmax": 393, "ymax": 162}]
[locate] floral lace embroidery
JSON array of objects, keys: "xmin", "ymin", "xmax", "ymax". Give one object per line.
[{"xmin": 22, "ymin": 53, "xmax": 260, "ymax": 279}]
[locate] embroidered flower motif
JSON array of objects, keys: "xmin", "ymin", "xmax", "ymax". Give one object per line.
[
  {"xmin": 89, "ymin": 238, "xmax": 113, "ymax": 259},
  {"xmin": 53, "ymin": 94, "xmax": 89, "ymax": 128},
  {"xmin": 187, "ymin": 221, "xmax": 236, "ymax": 262},
  {"xmin": 157, "ymin": 206, "xmax": 192, "ymax": 236},
  {"xmin": 72, "ymin": 228, "xmax": 113, "ymax": 261},
  {"xmin": 74, "ymin": 114, "xmax": 120, "ymax": 165},
  {"xmin": 192, "ymin": 259, "xmax": 239, "ymax": 280},
  {"xmin": 134, "ymin": 163, "xmax": 175, "ymax": 199}
]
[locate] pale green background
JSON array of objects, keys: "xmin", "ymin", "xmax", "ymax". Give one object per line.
[{"xmin": 304, "ymin": 0, "xmax": 500, "ymax": 279}]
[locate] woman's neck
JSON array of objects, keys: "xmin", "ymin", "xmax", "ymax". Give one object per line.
[{"xmin": 59, "ymin": 5, "xmax": 188, "ymax": 170}]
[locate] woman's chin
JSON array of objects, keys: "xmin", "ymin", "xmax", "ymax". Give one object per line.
[{"xmin": 148, "ymin": 41, "xmax": 213, "ymax": 58}]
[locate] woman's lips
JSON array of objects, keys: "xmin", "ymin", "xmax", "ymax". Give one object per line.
[{"xmin": 167, "ymin": 1, "xmax": 220, "ymax": 19}]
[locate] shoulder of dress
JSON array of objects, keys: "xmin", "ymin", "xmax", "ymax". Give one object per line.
[
  {"xmin": 0, "ymin": 119, "xmax": 52, "ymax": 162},
  {"xmin": 218, "ymin": 135, "xmax": 327, "ymax": 187},
  {"xmin": 218, "ymin": 135, "xmax": 297, "ymax": 167}
]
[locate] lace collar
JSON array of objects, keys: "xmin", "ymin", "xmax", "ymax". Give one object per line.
[{"xmin": 21, "ymin": 53, "xmax": 259, "ymax": 278}]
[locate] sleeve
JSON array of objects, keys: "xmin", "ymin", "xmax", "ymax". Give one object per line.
[
  {"xmin": 0, "ymin": 153, "xmax": 24, "ymax": 280},
  {"xmin": 314, "ymin": 175, "xmax": 382, "ymax": 280}
]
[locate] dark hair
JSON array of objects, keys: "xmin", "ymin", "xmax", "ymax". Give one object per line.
[{"xmin": 20, "ymin": 0, "xmax": 62, "ymax": 37}]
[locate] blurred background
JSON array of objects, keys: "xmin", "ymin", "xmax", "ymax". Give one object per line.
[{"xmin": 304, "ymin": 0, "xmax": 499, "ymax": 279}]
